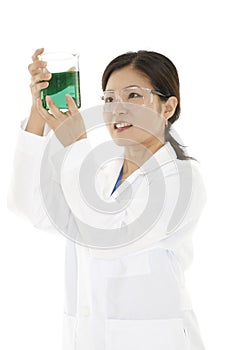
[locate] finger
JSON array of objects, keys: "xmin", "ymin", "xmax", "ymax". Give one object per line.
[
  {"xmin": 28, "ymin": 60, "xmax": 48, "ymax": 75},
  {"xmin": 30, "ymin": 81, "xmax": 49, "ymax": 99},
  {"xmin": 67, "ymin": 66, "xmax": 76, "ymax": 72},
  {"xmin": 46, "ymin": 96, "xmax": 67, "ymax": 121},
  {"xmin": 36, "ymin": 98, "xmax": 59, "ymax": 129},
  {"xmin": 31, "ymin": 71, "xmax": 51, "ymax": 86},
  {"xmin": 66, "ymin": 94, "xmax": 79, "ymax": 115},
  {"xmin": 32, "ymin": 48, "xmax": 44, "ymax": 62}
]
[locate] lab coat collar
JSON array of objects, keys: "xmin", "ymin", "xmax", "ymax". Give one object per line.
[
  {"xmin": 99, "ymin": 141, "xmax": 177, "ymax": 200},
  {"xmin": 135, "ymin": 141, "xmax": 177, "ymax": 174}
]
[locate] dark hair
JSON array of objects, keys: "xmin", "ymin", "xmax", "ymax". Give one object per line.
[{"xmin": 102, "ymin": 50, "xmax": 196, "ymax": 161}]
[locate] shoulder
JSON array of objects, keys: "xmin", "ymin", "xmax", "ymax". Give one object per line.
[
  {"xmin": 161, "ymin": 157, "xmax": 207, "ymax": 235},
  {"xmin": 176, "ymin": 159, "xmax": 207, "ymax": 223}
]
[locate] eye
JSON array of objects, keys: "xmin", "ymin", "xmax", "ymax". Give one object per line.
[
  {"xmin": 128, "ymin": 92, "xmax": 142, "ymax": 99},
  {"xmin": 104, "ymin": 96, "xmax": 114, "ymax": 103},
  {"xmin": 102, "ymin": 92, "xmax": 116, "ymax": 103}
]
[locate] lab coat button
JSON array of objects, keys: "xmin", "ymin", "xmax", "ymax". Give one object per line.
[{"xmin": 81, "ymin": 306, "xmax": 90, "ymax": 317}]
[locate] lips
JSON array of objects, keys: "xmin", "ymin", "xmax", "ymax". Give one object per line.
[{"xmin": 113, "ymin": 121, "xmax": 133, "ymax": 130}]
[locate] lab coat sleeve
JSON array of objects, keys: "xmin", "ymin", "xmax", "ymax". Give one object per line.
[
  {"xmin": 7, "ymin": 118, "xmax": 93, "ymax": 233},
  {"xmin": 39, "ymin": 133, "xmax": 94, "ymax": 239},
  {"xmin": 158, "ymin": 161, "xmax": 207, "ymax": 268},
  {"xmin": 7, "ymin": 122, "xmax": 53, "ymax": 229}
]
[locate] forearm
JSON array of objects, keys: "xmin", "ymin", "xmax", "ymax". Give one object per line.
[
  {"xmin": 25, "ymin": 106, "xmax": 46, "ymax": 136},
  {"xmin": 7, "ymin": 127, "xmax": 50, "ymax": 226}
]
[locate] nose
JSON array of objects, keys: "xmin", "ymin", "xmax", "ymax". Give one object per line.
[
  {"xmin": 103, "ymin": 101, "xmax": 128, "ymax": 127},
  {"xmin": 111, "ymin": 101, "xmax": 128, "ymax": 116},
  {"xmin": 103, "ymin": 101, "xmax": 127, "ymax": 115}
]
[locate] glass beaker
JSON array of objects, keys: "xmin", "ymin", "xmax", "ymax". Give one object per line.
[{"xmin": 40, "ymin": 51, "xmax": 81, "ymax": 111}]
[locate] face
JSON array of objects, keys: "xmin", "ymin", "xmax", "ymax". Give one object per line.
[{"xmin": 103, "ymin": 66, "xmax": 172, "ymax": 148}]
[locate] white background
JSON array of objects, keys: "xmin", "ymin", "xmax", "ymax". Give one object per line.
[{"xmin": 1, "ymin": 0, "xmax": 232, "ymax": 349}]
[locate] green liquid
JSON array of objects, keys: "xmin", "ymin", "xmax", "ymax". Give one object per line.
[{"xmin": 41, "ymin": 71, "xmax": 81, "ymax": 110}]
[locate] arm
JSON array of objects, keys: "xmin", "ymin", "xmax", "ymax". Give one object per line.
[
  {"xmin": 8, "ymin": 48, "xmax": 88, "ymax": 232},
  {"xmin": 7, "ymin": 48, "xmax": 54, "ymax": 227},
  {"xmin": 7, "ymin": 125, "xmax": 52, "ymax": 228}
]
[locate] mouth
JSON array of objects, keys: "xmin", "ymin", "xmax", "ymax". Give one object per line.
[{"xmin": 113, "ymin": 121, "xmax": 133, "ymax": 132}]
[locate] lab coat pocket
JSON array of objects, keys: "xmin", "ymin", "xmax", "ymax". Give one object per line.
[{"xmin": 105, "ymin": 318, "xmax": 190, "ymax": 350}]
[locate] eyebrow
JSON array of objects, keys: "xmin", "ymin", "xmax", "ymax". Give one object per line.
[{"xmin": 105, "ymin": 85, "xmax": 141, "ymax": 92}]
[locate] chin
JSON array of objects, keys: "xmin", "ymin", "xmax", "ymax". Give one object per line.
[{"xmin": 111, "ymin": 137, "xmax": 141, "ymax": 147}]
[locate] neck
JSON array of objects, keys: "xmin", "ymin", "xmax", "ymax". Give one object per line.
[{"xmin": 123, "ymin": 138, "xmax": 164, "ymax": 174}]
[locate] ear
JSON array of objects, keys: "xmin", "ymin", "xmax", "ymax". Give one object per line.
[{"xmin": 162, "ymin": 96, "xmax": 178, "ymax": 121}]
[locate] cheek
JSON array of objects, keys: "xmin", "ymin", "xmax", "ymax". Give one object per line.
[
  {"xmin": 103, "ymin": 112, "xmax": 113, "ymax": 130},
  {"xmin": 132, "ymin": 127, "xmax": 156, "ymax": 142},
  {"xmin": 133, "ymin": 109, "xmax": 165, "ymax": 143},
  {"xmin": 103, "ymin": 112, "xmax": 109, "ymax": 124},
  {"xmin": 132, "ymin": 107, "xmax": 164, "ymax": 134},
  {"xmin": 152, "ymin": 98, "xmax": 163, "ymax": 114}
]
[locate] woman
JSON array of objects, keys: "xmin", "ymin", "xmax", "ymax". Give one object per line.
[{"xmin": 8, "ymin": 48, "xmax": 207, "ymax": 350}]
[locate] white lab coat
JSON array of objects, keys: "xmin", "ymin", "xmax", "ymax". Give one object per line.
[{"xmin": 8, "ymin": 121, "xmax": 207, "ymax": 350}]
